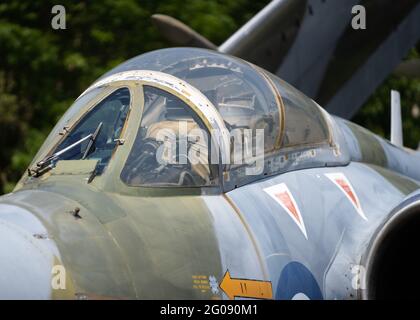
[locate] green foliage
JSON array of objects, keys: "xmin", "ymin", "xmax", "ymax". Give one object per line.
[{"xmin": 353, "ymin": 48, "xmax": 420, "ymax": 149}]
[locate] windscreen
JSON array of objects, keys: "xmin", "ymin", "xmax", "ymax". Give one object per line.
[
  {"xmin": 121, "ymin": 85, "xmax": 218, "ymax": 187},
  {"xmin": 50, "ymin": 88, "xmax": 130, "ymax": 174}
]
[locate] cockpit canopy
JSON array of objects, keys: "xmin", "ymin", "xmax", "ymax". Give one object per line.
[
  {"xmin": 100, "ymin": 48, "xmax": 330, "ymax": 150},
  {"xmin": 29, "ymin": 48, "xmax": 331, "ymax": 190}
]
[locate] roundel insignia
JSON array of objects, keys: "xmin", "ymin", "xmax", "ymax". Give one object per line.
[{"xmin": 276, "ymin": 262, "xmax": 323, "ymax": 300}]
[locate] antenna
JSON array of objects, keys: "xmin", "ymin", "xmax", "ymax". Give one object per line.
[{"xmin": 390, "ymin": 90, "xmax": 403, "ymax": 147}]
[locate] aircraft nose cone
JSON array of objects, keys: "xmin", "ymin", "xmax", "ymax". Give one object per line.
[{"xmin": 0, "ymin": 203, "xmax": 57, "ymax": 299}]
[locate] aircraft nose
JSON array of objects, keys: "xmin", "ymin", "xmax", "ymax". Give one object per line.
[{"xmin": 0, "ymin": 203, "xmax": 57, "ymax": 299}]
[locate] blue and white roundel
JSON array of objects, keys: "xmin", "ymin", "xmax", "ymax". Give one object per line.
[{"xmin": 276, "ymin": 262, "xmax": 323, "ymax": 300}]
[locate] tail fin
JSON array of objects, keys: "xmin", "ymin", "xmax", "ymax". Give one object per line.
[
  {"xmin": 151, "ymin": 0, "xmax": 306, "ymax": 73},
  {"xmin": 151, "ymin": 2, "xmax": 420, "ymax": 121},
  {"xmin": 151, "ymin": 14, "xmax": 217, "ymax": 50},
  {"xmin": 218, "ymin": 0, "xmax": 305, "ymax": 72}
]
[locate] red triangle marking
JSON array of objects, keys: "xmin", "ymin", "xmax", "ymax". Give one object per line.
[
  {"xmin": 274, "ymin": 191, "xmax": 301, "ymax": 223},
  {"xmin": 335, "ymin": 178, "xmax": 359, "ymax": 209}
]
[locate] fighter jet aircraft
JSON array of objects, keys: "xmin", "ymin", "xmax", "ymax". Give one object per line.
[{"xmin": 1, "ymin": 3, "xmax": 420, "ymax": 300}]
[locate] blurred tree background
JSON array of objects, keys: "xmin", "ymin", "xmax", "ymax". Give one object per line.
[
  {"xmin": 353, "ymin": 46, "xmax": 420, "ymax": 149},
  {"xmin": 0, "ymin": 0, "xmax": 419, "ymax": 194}
]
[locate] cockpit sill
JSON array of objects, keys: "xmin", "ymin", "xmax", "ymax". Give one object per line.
[
  {"xmin": 19, "ymin": 118, "xmax": 348, "ymax": 196},
  {"xmin": 18, "ymin": 135, "xmax": 350, "ymax": 197}
]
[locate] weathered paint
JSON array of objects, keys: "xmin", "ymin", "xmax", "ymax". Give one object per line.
[
  {"xmin": 226, "ymin": 162, "xmax": 418, "ymax": 299},
  {"xmin": 1, "ymin": 48, "xmax": 419, "ymax": 300}
]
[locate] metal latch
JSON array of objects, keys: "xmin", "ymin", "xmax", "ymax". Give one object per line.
[{"xmin": 114, "ymin": 139, "xmax": 125, "ymax": 145}]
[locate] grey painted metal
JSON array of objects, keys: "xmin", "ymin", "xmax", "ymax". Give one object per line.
[
  {"xmin": 336, "ymin": 116, "xmax": 420, "ymax": 181},
  {"xmin": 0, "ymin": 204, "xmax": 59, "ymax": 299},
  {"xmin": 151, "ymin": 14, "xmax": 217, "ymax": 50},
  {"xmin": 275, "ymin": 0, "xmax": 359, "ymax": 99},
  {"xmin": 325, "ymin": 2, "xmax": 420, "ymax": 118},
  {"xmin": 219, "ymin": 0, "xmax": 420, "ymax": 118},
  {"xmin": 219, "ymin": 0, "xmax": 299, "ymax": 53},
  {"xmin": 227, "ymin": 161, "xmax": 416, "ymax": 299},
  {"xmin": 219, "ymin": 0, "xmax": 306, "ymax": 72},
  {"xmin": 391, "ymin": 90, "xmax": 403, "ymax": 147}
]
